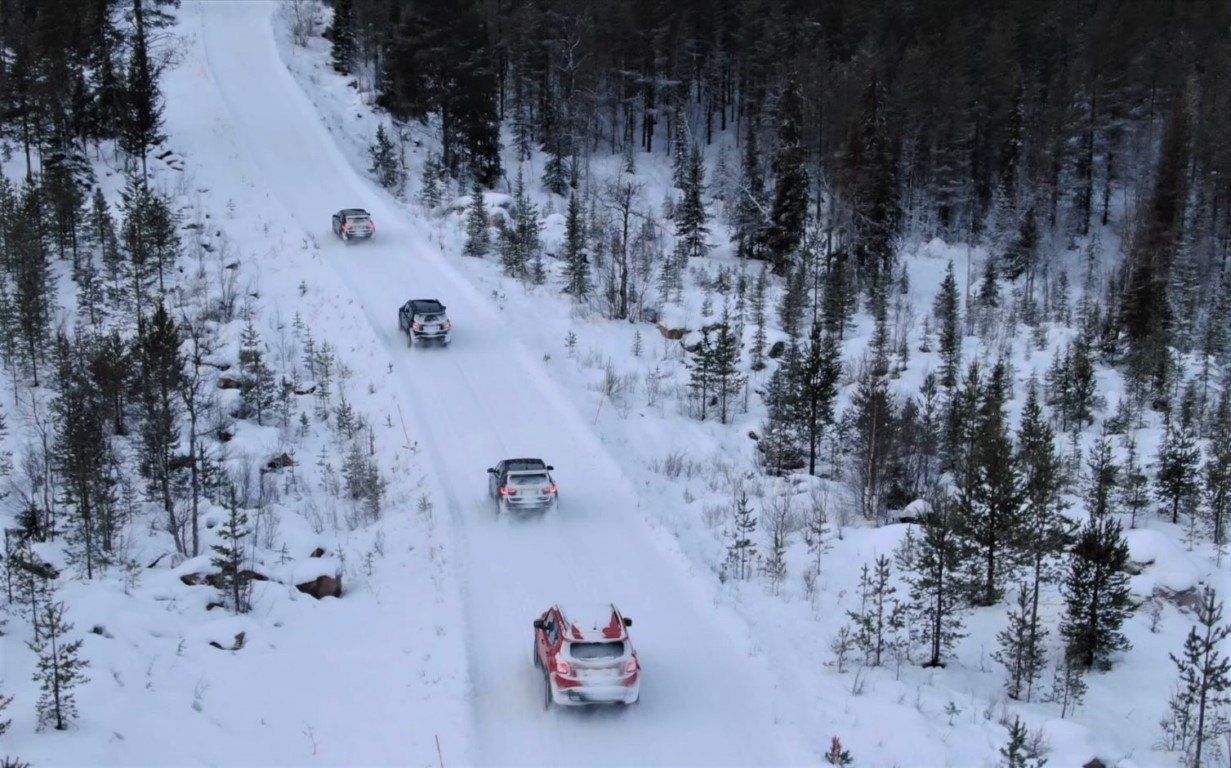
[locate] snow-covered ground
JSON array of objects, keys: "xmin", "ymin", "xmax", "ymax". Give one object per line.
[{"xmin": 5, "ymin": 1, "xmax": 1228, "ymax": 767}]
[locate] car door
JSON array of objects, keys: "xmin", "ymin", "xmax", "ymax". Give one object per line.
[{"xmin": 537, "ymin": 611, "xmax": 557, "ymax": 669}]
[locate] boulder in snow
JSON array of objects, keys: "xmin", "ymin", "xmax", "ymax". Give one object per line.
[{"xmin": 296, "ymin": 573, "xmax": 342, "ymax": 599}]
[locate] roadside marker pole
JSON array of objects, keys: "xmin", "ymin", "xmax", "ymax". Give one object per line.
[{"xmin": 435, "ymin": 734, "xmax": 445, "ymax": 768}]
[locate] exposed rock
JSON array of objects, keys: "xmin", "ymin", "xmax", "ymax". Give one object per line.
[
  {"xmin": 263, "ymin": 452, "xmax": 295, "ymax": 474},
  {"xmin": 294, "ymin": 383, "xmax": 317, "ymax": 396},
  {"xmin": 296, "ymin": 573, "xmax": 342, "ymax": 599},
  {"xmin": 217, "ymin": 376, "xmax": 240, "ymax": 390},
  {"xmin": 1125, "ymin": 558, "xmax": 1153, "ymax": 575},
  {"xmin": 11, "ymin": 553, "xmax": 59, "ymax": 581},
  {"xmin": 309, "ymin": 547, "xmax": 326, "ymax": 558},
  {"xmin": 1154, "ymin": 585, "xmax": 1204, "ymax": 614},
  {"xmin": 767, "ymin": 340, "xmax": 786, "ymax": 359},
  {"xmin": 747, "ymin": 430, "xmax": 760, "ymax": 442},
  {"xmin": 209, "ymin": 631, "xmax": 246, "ymax": 651},
  {"xmin": 1084, "ymin": 760, "xmax": 1108, "ymax": 768}
]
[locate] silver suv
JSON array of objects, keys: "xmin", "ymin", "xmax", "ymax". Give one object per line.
[
  {"xmin": 332, "ymin": 208, "xmax": 375, "ymax": 241},
  {"xmin": 487, "ymin": 458, "xmax": 558, "ymax": 513}
]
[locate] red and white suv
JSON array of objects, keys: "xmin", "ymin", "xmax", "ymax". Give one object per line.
[{"xmin": 532, "ymin": 604, "xmax": 640, "ymax": 708}]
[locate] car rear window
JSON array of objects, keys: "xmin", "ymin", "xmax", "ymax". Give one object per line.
[
  {"xmin": 418, "ymin": 313, "xmax": 442, "ymax": 322},
  {"xmin": 509, "ymin": 473, "xmax": 548, "ymax": 486},
  {"xmin": 569, "ymin": 641, "xmax": 625, "ymax": 660},
  {"xmin": 349, "ymin": 216, "xmax": 372, "ymax": 225}
]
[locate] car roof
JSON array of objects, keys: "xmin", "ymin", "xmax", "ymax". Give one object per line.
[
  {"xmin": 501, "ymin": 458, "xmax": 547, "ymax": 471},
  {"xmin": 407, "ymin": 299, "xmax": 445, "ymax": 313},
  {"xmin": 555, "ymin": 603, "xmax": 626, "ymax": 641},
  {"xmin": 339, "ymin": 208, "xmax": 370, "ymax": 217}
]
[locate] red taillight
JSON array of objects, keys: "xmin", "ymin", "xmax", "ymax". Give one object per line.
[
  {"xmin": 543, "ymin": 484, "xmax": 557, "ymax": 495},
  {"xmin": 623, "ymin": 658, "xmax": 638, "ymax": 675},
  {"xmin": 444, "ymin": 320, "xmax": 452, "ymax": 331},
  {"xmin": 500, "ymin": 487, "xmax": 518, "ymax": 496},
  {"xmin": 412, "ymin": 322, "xmax": 421, "ymax": 330},
  {"xmin": 554, "ymin": 660, "xmax": 573, "ymax": 676},
  {"xmin": 342, "ymin": 224, "xmax": 352, "ymax": 232},
  {"xmin": 369, "ymin": 223, "xmax": 375, "ymax": 232}
]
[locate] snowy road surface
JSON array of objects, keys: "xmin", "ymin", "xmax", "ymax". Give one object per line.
[{"xmin": 184, "ymin": 2, "xmax": 792, "ymax": 765}]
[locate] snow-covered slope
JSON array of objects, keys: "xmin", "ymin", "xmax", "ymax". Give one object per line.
[{"xmin": 178, "ymin": 2, "xmax": 795, "ymax": 765}]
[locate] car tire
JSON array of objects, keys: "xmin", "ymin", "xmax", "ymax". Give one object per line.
[
  {"xmin": 532, "ymin": 643, "xmax": 540, "ymax": 668},
  {"xmin": 543, "ymin": 675, "xmax": 552, "ymax": 710}
]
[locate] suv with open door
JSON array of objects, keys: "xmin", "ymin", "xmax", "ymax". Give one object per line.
[{"xmin": 532, "ymin": 604, "xmax": 639, "ymax": 708}]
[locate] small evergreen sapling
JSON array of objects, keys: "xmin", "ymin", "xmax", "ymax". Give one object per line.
[
  {"xmin": 212, "ymin": 488, "xmax": 252, "ymax": 614},
  {"xmin": 462, "ymin": 178, "xmax": 491, "ymax": 258},
  {"xmin": 28, "ymin": 599, "xmax": 89, "ymax": 731},
  {"xmin": 1162, "ymin": 586, "xmax": 1231, "ymax": 767}
]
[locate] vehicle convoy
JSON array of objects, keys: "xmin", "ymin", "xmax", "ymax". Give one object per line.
[
  {"xmin": 487, "ymin": 458, "xmax": 557, "ymax": 513},
  {"xmin": 533, "ymin": 604, "xmax": 640, "ymax": 708},
  {"xmin": 398, "ymin": 299, "xmax": 452, "ymax": 346},
  {"xmin": 332, "ymin": 208, "xmax": 375, "ymax": 241}
]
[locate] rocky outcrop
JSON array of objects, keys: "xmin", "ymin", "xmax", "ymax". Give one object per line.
[{"xmin": 296, "ymin": 573, "xmax": 342, "ymax": 599}]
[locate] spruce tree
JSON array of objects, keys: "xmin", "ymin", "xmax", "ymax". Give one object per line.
[
  {"xmin": 418, "ymin": 155, "xmax": 444, "ymax": 209},
  {"xmin": 996, "ymin": 583, "xmax": 1049, "ymax": 701},
  {"xmin": 329, "ymin": 0, "xmax": 356, "ymax": 74},
  {"xmin": 1061, "ymin": 515, "xmax": 1133, "ymax": 669},
  {"xmin": 674, "ymin": 147, "xmax": 710, "ymax": 259},
  {"xmin": 1085, "ymin": 428, "xmax": 1119, "ymax": 519},
  {"xmin": 137, "ymin": 304, "xmax": 184, "ymax": 552},
  {"xmin": 238, "ymin": 317, "xmax": 276, "ymax": 425},
  {"xmin": 561, "ymin": 192, "xmax": 590, "ymax": 299},
  {"xmin": 998, "ymin": 717, "xmax": 1047, "ymax": 768},
  {"xmin": 759, "ymin": 345, "xmax": 804, "ymax": 474},
  {"xmin": 731, "ymin": 125, "xmax": 765, "ymax": 260},
  {"xmin": 846, "ymin": 556, "xmax": 904, "ymax": 667},
  {"xmin": 1118, "ymin": 433, "xmax": 1150, "ymax": 529},
  {"xmin": 212, "ymin": 488, "xmax": 252, "ymax": 614},
  {"xmin": 902, "ymin": 494, "xmax": 967, "ymax": 668},
  {"xmin": 367, "ymin": 124, "xmax": 403, "ymax": 191},
  {"xmin": 847, "ymin": 359, "xmax": 895, "ymax": 523},
  {"xmin": 724, "ymin": 488, "xmax": 757, "ymax": 581},
  {"xmin": 710, "ymin": 316, "xmax": 744, "ymax": 425},
  {"xmin": 933, "ymin": 261, "xmax": 962, "ymax": 391},
  {"xmin": 762, "ymin": 79, "xmax": 807, "ymax": 275},
  {"xmin": 797, "ymin": 320, "xmax": 842, "ymax": 476},
  {"xmin": 749, "ymin": 267, "xmax": 768, "ymax": 371},
  {"xmin": 462, "ymin": 177, "xmax": 490, "ymax": 258},
  {"xmin": 1203, "ymin": 393, "xmax": 1231, "ymax": 546},
  {"xmin": 27, "ymin": 599, "xmax": 89, "ymax": 731},
  {"xmin": 121, "ymin": 0, "xmax": 165, "ymax": 180},
  {"xmin": 1156, "ymin": 418, "xmax": 1202, "ymax": 525},
  {"xmin": 688, "ymin": 326, "xmax": 715, "ymax": 421},
  {"xmin": 11, "ymin": 183, "xmax": 55, "ymax": 385},
  {"xmin": 1164, "ymin": 587, "xmax": 1231, "ymax": 768}
]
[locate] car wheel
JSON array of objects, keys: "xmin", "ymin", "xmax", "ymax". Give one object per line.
[
  {"xmin": 532, "ymin": 643, "xmax": 540, "ymax": 668},
  {"xmin": 543, "ymin": 675, "xmax": 552, "ymax": 710}
]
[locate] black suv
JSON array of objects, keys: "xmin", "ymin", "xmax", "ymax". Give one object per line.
[
  {"xmin": 487, "ymin": 458, "xmax": 557, "ymax": 513},
  {"xmin": 398, "ymin": 299, "xmax": 452, "ymax": 346}
]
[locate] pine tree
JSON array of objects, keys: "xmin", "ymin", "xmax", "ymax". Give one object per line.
[
  {"xmin": 121, "ymin": 0, "xmax": 165, "ymax": 179},
  {"xmin": 758, "ymin": 345, "xmax": 804, "ymax": 474},
  {"xmin": 797, "ymin": 320, "xmax": 843, "ymax": 476},
  {"xmin": 1156, "ymin": 418, "xmax": 1202, "ymax": 525},
  {"xmin": 137, "ymin": 304, "xmax": 184, "ymax": 552},
  {"xmin": 1085, "ymin": 428, "xmax": 1118, "ymax": 519},
  {"xmin": 463, "ymin": 177, "xmax": 491, "ymax": 258},
  {"xmin": 27, "ymin": 599, "xmax": 89, "ymax": 731},
  {"xmin": 762, "ymin": 79, "xmax": 808, "ymax": 275},
  {"xmin": 1049, "ymin": 654, "xmax": 1088, "ymax": 718},
  {"xmin": 1119, "ymin": 433, "xmax": 1150, "ymax": 529},
  {"xmin": 1203, "ymin": 393, "xmax": 1231, "ymax": 546},
  {"xmin": 675, "ymin": 147, "xmax": 709, "ymax": 260},
  {"xmin": 688, "ymin": 326, "xmax": 716, "ymax": 421},
  {"xmin": 824, "ymin": 737, "xmax": 854, "ymax": 766},
  {"xmin": 802, "ymin": 487, "xmax": 831, "ymax": 575},
  {"xmin": 329, "ymin": 0, "xmax": 356, "ymax": 74},
  {"xmin": 1164, "ymin": 586, "xmax": 1231, "ymax": 768},
  {"xmin": 1061, "ymin": 515, "xmax": 1133, "ymax": 669},
  {"xmin": 847, "ymin": 556, "xmax": 905, "ymax": 667},
  {"xmin": 238, "ymin": 317, "xmax": 276, "ymax": 425},
  {"xmin": 997, "ymin": 583, "xmax": 1049, "ymax": 701},
  {"xmin": 903, "ymin": 494, "xmax": 967, "ymax": 668},
  {"xmin": 731, "ymin": 126, "xmax": 765, "ymax": 260},
  {"xmin": 956, "ymin": 361, "xmax": 1025, "ymax": 606},
  {"xmin": 418, "ymin": 155, "xmax": 444, "ymax": 209},
  {"xmin": 847, "ymin": 359, "xmax": 896, "ymax": 523},
  {"xmin": 710, "ymin": 316, "xmax": 744, "ymax": 424},
  {"xmin": 749, "ymin": 267, "xmax": 768, "ymax": 371},
  {"xmin": 561, "ymin": 192, "xmax": 590, "ymax": 299},
  {"xmin": 211, "ymin": 488, "xmax": 252, "ymax": 614},
  {"xmin": 999, "ymin": 717, "xmax": 1047, "ymax": 768},
  {"xmin": 11, "ymin": 183, "xmax": 55, "ymax": 385},
  {"xmin": 934, "ymin": 261, "xmax": 962, "ymax": 391},
  {"xmin": 724, "ymin": 488, "xmax": 758, "ymax": 581},
  {"xmin": 500, "ymin": 170, "xmax": 540, "ymax": 280},
  {"xmin": 368, "ymin": 124, "xmax": 404, "ymax": 191}
]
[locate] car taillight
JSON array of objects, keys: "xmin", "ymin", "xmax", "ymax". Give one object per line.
[
  {"xmin": 444, "ymin": 320, "xmax": 452, "ymax": 331},
  {"xmin": 623, "ymin": 658, "xmax": 638, "ymax": 675},
  {"xmin": 342, "ymin": 224, "xmax": 352, "ymax": 231},
  {"xmin": 369, "ymin": 223, "xmax": 375, "ymax": 231},
  {"xmin": 412, "ymin": 322, "xmax": 421, "ymax": 330},
  {"xmin": 554, "ymin": 660, "xmax": 573, "ymax": 676},
  {"xmin": 500, "ymin": 487, "xmax": 518, "ymax": 496},
  {"xmin": 543, "ymin": 484, "xmax": 557, "ymax": 495}
]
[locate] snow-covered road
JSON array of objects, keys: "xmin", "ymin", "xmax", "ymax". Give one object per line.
[{"xmin": 183, "ymin": 2, "xmax": 792, "ymax": 765}]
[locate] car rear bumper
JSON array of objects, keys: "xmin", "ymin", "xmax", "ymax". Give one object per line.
[
  {"xmin": 501, "ymin": 495, "xmax": 557, "ymax": 511},
  {"xmin": 413, "ymin": 330, "xmax": 451, "ymax": 342},
  {"xmin": 550, "ymin": 678, "xmax": 639, "ymax": 706}
]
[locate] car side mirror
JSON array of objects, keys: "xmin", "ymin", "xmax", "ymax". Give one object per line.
[
  {"xmin": 487, "ymin": 468, "xmax": 496, "ymax": 474},
  {"xmin": 533, "ymin": 619, "xmax": 545, "ymax": 630},
  {"xmin": 623, "ymin": 617, "xmax": 633, "ymax": 627},
  {"xmin": 546, "ymin": 465, "xmax": 554, "ymax": 471}
]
